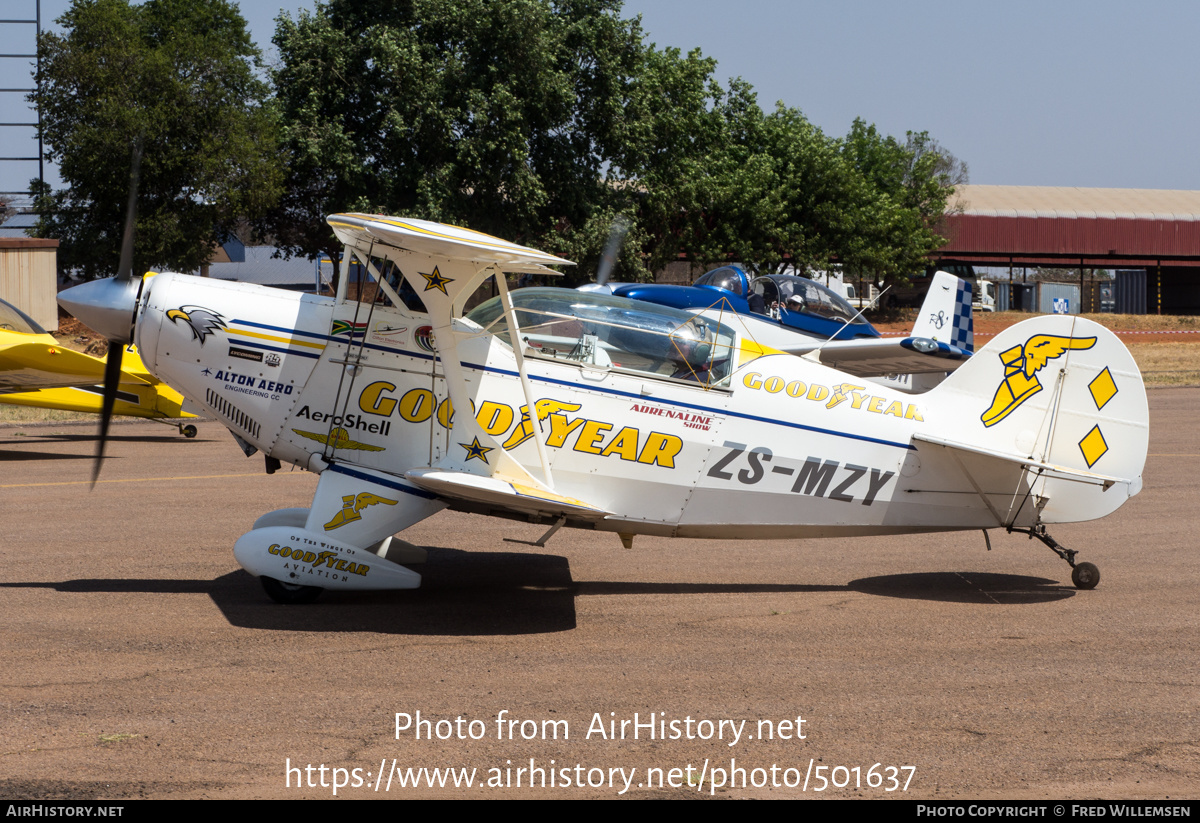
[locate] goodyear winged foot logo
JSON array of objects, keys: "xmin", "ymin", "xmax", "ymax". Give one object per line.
[
  {"xmin": 502, "ymin": 399, "xmax": 582, "ymax": 450},
  {"xmin": 167, "ymin": 306, "xmax": 226, "ymax": 344},
  {"xmin": 982, "ymin": 334, "xmax": 1096, "ymax": 427},
  {"xmin": 324, "ymin": 492, "xmax": 399, "ymax": 531}
]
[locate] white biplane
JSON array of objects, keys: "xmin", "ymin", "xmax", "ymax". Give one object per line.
[{"xmin": 59, "ymin": 214, "xmax": 1148, "ymax": 602}]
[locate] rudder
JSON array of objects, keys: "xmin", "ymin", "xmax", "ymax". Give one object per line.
[{"xmin": 927, "ymin": 314, "xmax": 1147, "ymax": 523}]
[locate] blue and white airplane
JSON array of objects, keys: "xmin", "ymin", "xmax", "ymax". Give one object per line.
[{"xmin": 591, "ymin": 266, "xmax": 975, "ymax": 391}]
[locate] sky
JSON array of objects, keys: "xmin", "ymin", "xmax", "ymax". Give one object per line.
[{"xmin": 4, "ymin": 0, "xmax": 1199, "ymax": 202}]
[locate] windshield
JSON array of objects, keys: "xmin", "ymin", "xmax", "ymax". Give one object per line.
[
  {"xmin": 752, "ymin": 276, "xmax": 866, "ymax": 324},
  {"xmin": 693, "ymin": 266, "xmax": 746, "ymax": 297},
  {"xmin": 0, "ymin": 297, "xmax": 46, "ymax": 334},
  {"xmin": 468, "ymin": 288, "xmax": 736, "ymax": 388}
]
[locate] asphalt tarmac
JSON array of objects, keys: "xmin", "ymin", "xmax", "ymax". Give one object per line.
[{"xmin": 1, "ymin": 390, "xmax": 1196, "ymax": 799}]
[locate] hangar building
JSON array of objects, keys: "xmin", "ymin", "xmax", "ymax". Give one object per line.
[{"xmin": 936, "ymin": 185, "xmax": 1200, "ymax": 314}]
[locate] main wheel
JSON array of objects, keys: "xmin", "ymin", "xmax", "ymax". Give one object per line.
[
  {"xmin": 1071, "ymin": 562, "xmax": 1100, "ymax": 590},
  {"xmin": 261, "ymin": 576, "xmax": 323, "ymax": 604}
]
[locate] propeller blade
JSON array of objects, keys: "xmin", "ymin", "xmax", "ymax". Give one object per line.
[
  {"xmin": 595, "ymin": 215, "xmax": 630, "ymax": 288},
  {"xmin": 92, "ymin": 342, "xmax": 125, "ymax": 487},
  {"xmin": 90, "ymin": 136, "xmax": 142, "ymax": 485},
  {"xmin": 115, "ymin": 137, "xmax": 143, "ymax": 283}
]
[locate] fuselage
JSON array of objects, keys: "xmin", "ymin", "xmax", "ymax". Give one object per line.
[{"xmin": 133, "ymin": 272, "xmax": 1028, "ymax": 539}]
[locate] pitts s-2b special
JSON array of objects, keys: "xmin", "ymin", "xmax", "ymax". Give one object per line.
[{"xmin": 60, "ymin": 215, "xmax": 1148, "ymax": 602}]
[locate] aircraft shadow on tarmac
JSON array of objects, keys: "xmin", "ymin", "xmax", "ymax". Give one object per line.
[
  {"xmin": 847, "ymin": 572, "xmax": 1074, "ymax": 604},
  {"xmin": 0, "ymin": 447, "xmax": 96, "ymax": 461},
  {"xmin": 5, "ymin": 558, "xmax": 1074, "ymax": 637},
  {"xmin": 1, "ymin": 432, "xmax": 200, "ymax": 444},
  {"xmin": 0, "ymin": 432, "xmax": 204, "ymax": 460}
]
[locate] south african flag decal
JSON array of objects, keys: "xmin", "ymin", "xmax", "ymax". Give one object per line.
[{"xmin": 331, "ymin": 320, "xmax": 368, "ymax": 338}]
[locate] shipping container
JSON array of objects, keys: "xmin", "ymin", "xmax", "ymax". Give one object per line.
[
  {"xmin": 1114, "ymin": 269, "xmax": 1147, "ymax": 314},
  {"xmin": 1039, "ymin": 283, "xmax": 1081, "ymax": 315}
]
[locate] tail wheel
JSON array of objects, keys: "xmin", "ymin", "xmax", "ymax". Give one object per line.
[
  {"xmin": 1071, "ymin": 562, "xmax": 1100, "ymax": 590},
  {"xmin": 261, "ymin": 576, "xmax": 323, "ymax": 604},
  {"xmin": 181, "ymin": 424, "xmax": 198, "ymax": 438}
]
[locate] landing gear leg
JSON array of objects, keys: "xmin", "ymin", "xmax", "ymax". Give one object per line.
[
  {"xmin": 1009, "ymin": 524, "xmax": 1100, "ymax": 590},
  {"xmin": 146, "ymin": 418, "xmax": 198, "ymax": 437},
  {"xmin": 261, "ymin": 576, "xmax": 323, "ymax": 604}
]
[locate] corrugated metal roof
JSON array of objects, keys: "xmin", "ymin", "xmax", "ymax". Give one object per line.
[
  {"xmin": 0, "ymin": 213, "xmax": 38, "ymax": 238},
  {"xmin": 940, "ymin": 213, "xmax": 1200, "ymax": 260},
  {"xmin": 950, "ymin": 185, "xmax": 1200, "ymax": 222}
]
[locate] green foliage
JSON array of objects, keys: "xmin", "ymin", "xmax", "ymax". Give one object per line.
[
  {"xmin": 838, "ymin": 119, "xmax": 961, "ymax": 287},
  {"xmin": 31, "ymin": 0, "xmax": 281, "ymax": 279},
  {"xmin": 264, "ymin": 0, "xmax": 655, "ymax": 282},
  {"xmin": 35, "ymin": 0, "xmax": 964, "ymax": 285}
]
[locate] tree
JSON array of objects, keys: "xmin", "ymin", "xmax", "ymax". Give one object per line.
[
  {"xmin": 264, "ymin": 0, "xmax": 658, "ymax": 283},
  {"xmin": 837, "ymin": 119, "xmax": 962, "ymax": 289},
  {"xmin": 264, "ymin": 1, "xmax": 965, "ymax": 288},
  {"xmin": 30, "ymin": 0, "xmax": 281, "ymax": 279}
]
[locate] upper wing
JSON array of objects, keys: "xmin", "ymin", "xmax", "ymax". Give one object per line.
[{"xmin": 327, "ymin": 214, "xmax": 573, "ymax": 275}]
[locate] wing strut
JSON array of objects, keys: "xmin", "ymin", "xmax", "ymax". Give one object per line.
[{"xmin": 493, "ymin": 264, "xmax": 555, "ymax": 489}]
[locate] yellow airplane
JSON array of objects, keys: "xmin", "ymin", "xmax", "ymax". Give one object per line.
[{"xmin": 0, "ymin": 296, "xmax": 197, "ymax": 435}]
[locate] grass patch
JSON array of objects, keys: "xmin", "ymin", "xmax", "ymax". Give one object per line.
[
  {"xmin": 1128, "ymin": 342, "xmax": 1200, "ymax": 386},
  {"xmin": 97, "ymin": 733, "xmax": 140, "ymax": 745},
  {"xmin": 0, "ymin": 405, "xmax": 96, "ymax": 424},
  {"xmin": 978, "ymin": 312, "xmax": 1200, "ymax": 332}
]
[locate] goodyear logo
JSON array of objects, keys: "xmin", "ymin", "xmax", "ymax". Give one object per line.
[
  {"xmin": 354, "ymin": 381, "xmax": 683, "ymax": 469},
  {"xmin": 475, "ymin": 397, "xmax": 682, "ymax": 468},
  {"xmin": 742, "ymin": 373, "xmax": 923, "ymax": 421},
  {"xmin": 268, "ymin": 544, "xmax": 369, "ymax": 577},
  {"xmin": 324, "ymin": 493, "xmax": 398, "ymax": 530},
  {"xmin": 982, "ymin": 334, "xmax": 1097, "ymax": 427}
]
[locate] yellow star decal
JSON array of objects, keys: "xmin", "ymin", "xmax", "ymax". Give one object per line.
[
  {"xmin": 420, "ymin": 266, "xmax": 453, "ymax": 295},
  {"xmin": 460, "ymin": 436, "xmax": 492, "ymax": 463}
]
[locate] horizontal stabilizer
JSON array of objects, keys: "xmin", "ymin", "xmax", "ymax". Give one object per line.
[
  {"xmin": 405, "ymin": 468, "xmax": 609, "ymax": 520},
  {"xmin": 913, "ymin": 433, "xmax": 1126, "ymax": 489}
]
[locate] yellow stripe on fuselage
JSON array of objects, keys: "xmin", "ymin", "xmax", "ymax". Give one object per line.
[
  {"xmin": 737, "ymin": 338, "xmax": 786, "ymax": 367},
  {"xmin": 228, "ymin": 327, "xmax": 326, "ymax": 350}
]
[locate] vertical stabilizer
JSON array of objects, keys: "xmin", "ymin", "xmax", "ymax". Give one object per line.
[
  {"xmin": 925, "ymin": 314, "xmax": 1148, "ymax": 524},
  {"xmin": 912, "ymin": 271, "xmax": 974, "ymax": 352}
]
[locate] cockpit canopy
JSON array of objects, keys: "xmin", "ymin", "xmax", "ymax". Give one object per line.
[
  {"xmin": 750, "ymin": 275, "xmax": 867, "ymax": 326},
  {"xmin": 467, "ymin": 288, "xmax": 736, "ymax": 388},
  {"xmin": 693, "ymin": 265, "xmax": 750, "ymax": 297},
  {"xmin": 0, "ymin": 297, "xmax": 47, "ymax": 335}
]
